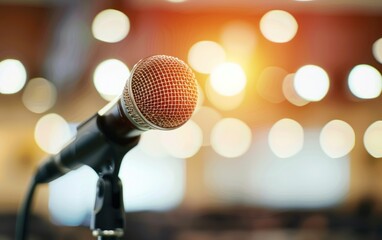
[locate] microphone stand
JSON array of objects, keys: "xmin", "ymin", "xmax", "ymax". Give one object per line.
[{"xmin": 89, "ymin": 137, "xmax": 140, "ymax": 240}]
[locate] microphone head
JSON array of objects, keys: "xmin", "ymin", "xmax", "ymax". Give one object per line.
[{"xmin": 122, "ymin": 55, "xmax": 198, "ymax": 130}]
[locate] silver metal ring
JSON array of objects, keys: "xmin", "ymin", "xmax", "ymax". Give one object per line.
[{"xmin": 92, "ymin": 228, "xmax": 124, "ymax": 237}]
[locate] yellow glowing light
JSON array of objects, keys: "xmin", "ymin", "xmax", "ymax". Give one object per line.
[
  {"xmin": 268, "ymin": 118, "xmax": 304, "ymax": 158},
  {"xmin": 160, "ymin": 120, "xmax": 203, "ymax": 158},
  {"xmin": 260, "ymin": 10, "xmax": 298, "ymax": 43},
  {"xmin": 372, "ymin": 38, "xmax": 382, "ymax": 64},
  {"xmin": 257, "ymin": 66, "xmax": 288, "ymax": 103},
  {"xmin": 0, "ymin": 59, "xmax": 27, "ymax": 94},
  {"xmin": 294, "ymin": 65, "xmax": 330, "ymax": 101},
  {"xmin": 348, "ymin": 64, "xmax": 382, "ymax": 99},
  {"xmin": 282, "ymin": 73, "xmax": 310, "ymax": 106},
  {"xmin": 92, "ymin": 9, "xmax": 130, "ymax": 43},
  {"xmin": 220, "ymin": 20, "xmax": 257, "ymax": 58},
  {"xmin": 188, "ymin": 41, "xmax": 226, "ymax": 74},
  {"xmin": 364, "ymin": 121, "xmax": 382, "ymax": 158},
  {"xmin": 320, "ymin": 120, "xmax": 355, "ymax": 158},
  {"xmin": 210, "ymin": 62, "xmax": 246, "ymax": 96},
  {"xmin": 211, "ymin": 118, "xmax": 252, "ymax": 158},
  {"xmin": 93, "ymin": 59, "xmax": 130, "ymax": 101},
  {"xmin": 191, "ymin": 106, "xmax": 222, "ymax": 146},
  {"xmin": 205, "ymin": 78, "xmax": 245, "ymax": 111},
  {"xmin": 34, "ymin": 113, "xmax": 73, "ymax": 154},
  {"xmin": 22, "ymin": 78, "xmax": 57, "ymax": 114}
]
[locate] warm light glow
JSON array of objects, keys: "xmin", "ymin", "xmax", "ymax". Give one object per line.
[
  {"xmin": 283, "ymin": 73, "xmax": 310, "ymax": 106},
  {"xmin": 120, "ymin": 148, "xmax": 185, "ymax": 211},
  {"xmin": 191, "ymin": 106, "xmax": 222, "ymax": 146},
  {"xmin": 205, "ymin": 78, "xmax": 245, "ymax": 111},
  {"xmin": 348, "ymin": 64, "xmax": 382, "ymax": 99},
  {"xmin": 160, "ymin": 120, "xmax": 203, "ymax": 158},
  {"xmin": 211, "ymin": 118, "xmax": 252, "ymax": 158},
  {"xmin": 188, "ymin": 41, "xmax": 226, "ymax": 74},
  {"xmin": 22, "ymin": 78, "xmax": 57, "ymax": 113},
  {"xmin": 268, "ymin": 118, "xmax": 304, "ymax": 158},
  {"xmin": 220, "ymin": 20, "xmax": 257, "ymax": 58},
  {"xmin": 320, "ymin": 120, "xmax": 355, "ymax": 158},
  {"xmin": 372, "ymin": 38, "xmax": 382, "ymax": 64},
  {"xmin": 92, "ymin": 9, "xmax": 130, "ymax": 43},
  {"xmin": 210, "ymin": 62, "xmax": 247, "ymax": 96},
  {"xmin": 49, "ymin": 166, "xmax": 97, "ymax": 226},
  {"xmin": 364, "ymin": 121, "xmax": 382, "ymax": 158},
  {"xmin": 34, "ymin": 114, "xmax": 74, "ymax": 154},
  {"xmin": 294, "ymin": 65, "xmax": 330, "ymax": 101},
  {"xmin": 93, "ymin": 59, "xmax": 130, "ymax": 101},
  {"xmin": 260, "ymin": 10, "xmax": 298, "ymax": 43},
  {"xmin": 257, "ymin": 66, "xmax": 288, "ymax": 103},
  {"xmin": 0, "ymin": 59, "xmax": 27, "ymax": 94}
]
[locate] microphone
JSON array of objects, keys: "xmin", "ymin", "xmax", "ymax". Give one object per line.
[{"xmin": 35, "ymin": 55, "xmax": 198, "ymax": 183}]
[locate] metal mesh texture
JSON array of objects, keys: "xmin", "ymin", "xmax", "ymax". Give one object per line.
[{"xmin": 122, "ymin": 55, "xmax": 198, "ymax": 130}]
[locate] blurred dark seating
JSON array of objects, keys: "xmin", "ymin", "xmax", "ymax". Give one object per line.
[{"xmin": 2, "ymin": 205, "xmax": 382, "ymax": 240}]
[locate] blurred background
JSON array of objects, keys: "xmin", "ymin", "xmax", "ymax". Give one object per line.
[{"xmin": 1, "ymin": 0, "xmax": 382, "ymax": 239}]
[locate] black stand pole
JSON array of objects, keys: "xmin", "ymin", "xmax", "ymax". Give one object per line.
[{"xmin": 91, "ymin": 172, "xmax": 125, "ymax": 240}]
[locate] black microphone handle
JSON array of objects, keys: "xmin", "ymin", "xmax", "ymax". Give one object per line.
[{"xmin": 35, "ymin": 100, "xmax": 141, "ymax": 184}]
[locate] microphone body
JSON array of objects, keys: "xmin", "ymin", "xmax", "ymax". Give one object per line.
[
  {"xmin": 35, "ymin": 100, "xmax": 141, "ymax": 183},
  {"xmin": 34, "ymin": 55, "xmax": 198, "ymax": 183}
]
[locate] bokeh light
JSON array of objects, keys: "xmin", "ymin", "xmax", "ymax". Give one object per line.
[
  {"xmin": 92, "ymin": 9, "xmax": 130, "ymax": 43},
  {"xmin": 160, "ymin": 120, "xmax": 203, "ymax": 158},
  {"xmin": 93, "ymin": 59, "xmax": 130, "ymax": 101},
  {"xmin": 22, "ymin": 77, "xmax": 57, "ymax": 113},
  {"xmin": 205, "ymin": 78, "xmax": 245, "ymax": 111},
  {"xmin": 364, "ymin": 121, "xmax": 382, "ymax": 158},
  {"xmin": 320, "ymin": 120, "xmax": 355, "ymax": 158},
  {"xmin": 211, "ymin": 118, "xmax": 252, "ymax": 158},
  {"xmin": 268, "ymin": 118, "xmax": 304, "ymax": 158},
  {"xmin": 210, "ymin": 62, "xmax": 247, "ymax": 96},
  {"xmin": 191, "ymin": 106, "xmax": 222, "ymax": 146},
  {"xmin": 0, "ymin": 59, "xmax": 27, "ymax": 94},
  {"xmin": 260, "ymin": 10, "xmax": 298, "ymax": 43},
  {"xmin": 257, "ymin": 66, "xmax": 288, "ymax": 103},
  {"xmin": 120, "ymin": 148, "xmax": 185, "ymax": 212},
  {"xmin": 348, "ymin": 64, "xmax": 382, "ymax": 99},
  {"xmin": 372, "ymin": 38, "xmax": 382, "ymax": 64},
  {"xmin": 188, "ymin": 41, "xmax": 226, "ymax": 74},
  {"xmin": 294, "ymin": 65, "xmax": 330, "ymax": 101},
  {"xmin": 138, "ymin": 130, "xmax": 169, "ymax": 158},
  {"xmin": 49, "ymin": 166, "xmax": 97, "ymax": 226},
  {"xmin": 34, "ymin": 113, "xmax": 73, "ymax": 154},
  {"xmin": 220, "ymin": 20, "xmax": 257, "ymax": 59},
  {"xmin": 282, "ymin": 73, "xmax": 310, "ymax": 106}
]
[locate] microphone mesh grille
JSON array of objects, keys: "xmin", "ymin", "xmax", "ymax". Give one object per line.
[{"xmin": 123, "ymin": 55, "xmax": 198, "ymax": 129}]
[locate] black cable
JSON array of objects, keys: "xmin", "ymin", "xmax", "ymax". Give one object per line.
[{"xmin": 15, "ymin": 176, "xmax": 39, "ymax": 240}]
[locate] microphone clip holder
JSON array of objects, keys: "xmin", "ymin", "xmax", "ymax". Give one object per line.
[
  {"xmin": 89, "ymin": 136, "xmax": 140, "ymax": 240},
  {"xmin": 91, "ymin": 172, "xmax": 125, "ymax": 240}
]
